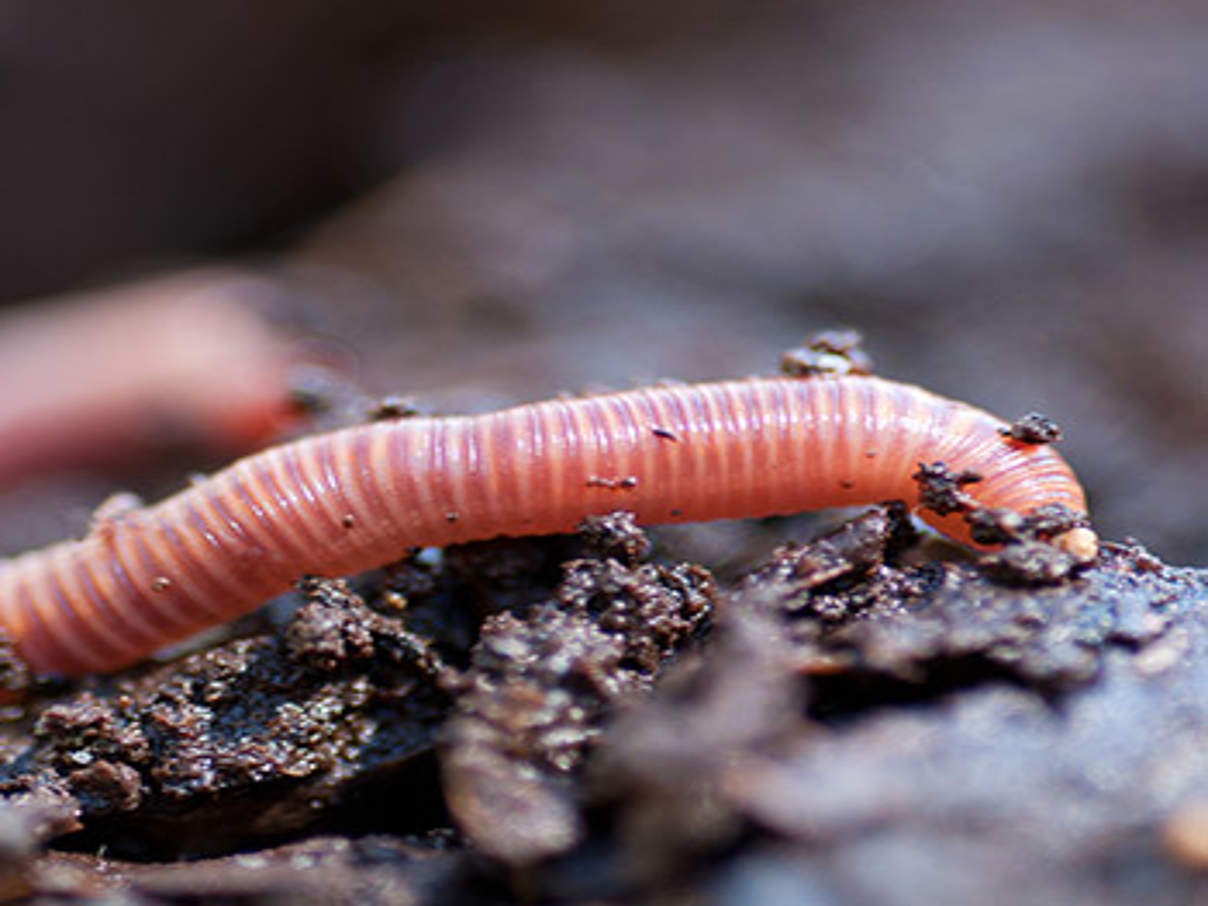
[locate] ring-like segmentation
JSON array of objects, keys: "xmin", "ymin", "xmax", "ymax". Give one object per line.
[{"xmin": 0, "ymin": 375, "xmax": 1092, "ymax": 677}]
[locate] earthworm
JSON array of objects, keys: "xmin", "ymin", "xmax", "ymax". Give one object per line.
[
  {"xmin": 0, "ymin": 374, "xmax": 1094, "ymax": 678},
  {"xmin": 0, "ymin": 271, "xmax": 298, "ymax": 488}
]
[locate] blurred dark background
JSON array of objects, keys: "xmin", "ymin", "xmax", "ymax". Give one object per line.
[{"xmin": 1, "ymin": 0, "xmax": 1206, "ymax": 562}]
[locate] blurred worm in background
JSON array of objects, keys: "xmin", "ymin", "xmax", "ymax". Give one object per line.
[{"xmin": 0, "ymin": 270, "xmax": 303, "ymax": 488}]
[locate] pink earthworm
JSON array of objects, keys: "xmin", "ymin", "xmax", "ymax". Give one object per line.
[
  {"xmin": 0, "ymin": 374, "xmax": 1094, "ymax": 678},
  {"xmin": 0, "ymin": 271, "xmax": 300, "ymax": 488}
]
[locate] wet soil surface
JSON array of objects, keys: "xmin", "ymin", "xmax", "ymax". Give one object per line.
[{"xmin": 0, "ymin": 508, "xmax": 1204, "ymax": 904}]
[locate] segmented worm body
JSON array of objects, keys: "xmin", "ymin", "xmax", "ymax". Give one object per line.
[
  {"xmin": 0, "ymin": 271, "xmax": 296, "ymax": 488},
  {"xmin": 0, "ymin": 375, "xmax": 1092, "ymax": 677}
]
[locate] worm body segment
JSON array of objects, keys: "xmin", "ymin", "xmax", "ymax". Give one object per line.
[
  {"xmin": 0, "ymin": 271, "xmax": 297, "ymax": 487},
  {"xmin": 0, "ymin": 375, "xmax": 1091, "ymax": 677}
]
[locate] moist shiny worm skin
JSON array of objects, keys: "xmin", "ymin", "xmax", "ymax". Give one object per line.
[{"xmin": 0, "ymin": 374, "xmax": 1093, "ymax": 678}]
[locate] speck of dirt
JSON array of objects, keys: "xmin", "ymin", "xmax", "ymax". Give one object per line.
[
  {"xmin": 779, "ymin": 328, "xmax": 874, "ymax": 377},
  {"xmin": 585, "ymin": 475, "xmax": 639, "ymax": 490},
  {"xmin": 367, "ymin": 395, "xmax": 421, "ymax": 421},
  {"xmin": 965, "ymin": 504, "xmax": 1092, "ymax": 583},
  {"xmin": 912, "ymin": 461, "xmax": 983, "ymax": 515},
  {"xmin": 0, "ymin": 631, "xmax": 30, "ymax": 701},
  {"xmin": 978, "ymin": 539, "xmax": 1080, "ymax": 586},
  {"xmin": 1000, "ymin": 411, "xmax": 1063, "ymax": 444},
  {"xmin": 575, "ymin": 510, "xmax": 652, "ymax": 565}
]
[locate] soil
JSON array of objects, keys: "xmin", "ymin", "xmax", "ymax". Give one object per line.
[{"xmin": 0, "ymin": 505, "xmax": 1204, "ymax": 904}]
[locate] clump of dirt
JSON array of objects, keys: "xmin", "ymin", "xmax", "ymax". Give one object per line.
[
  {"xmin": 779, "ymin": 328, "xmax": 875, "ymax": 377},
  {"xmin": 0, "ymin": 630, "xmax": 30, "ymax": 701},
  {"xmin": 1000, "ymin": 411, "xmax": 1064, "ymax": 444},
  {"xmin": 440, "ymin": 511, "xmax": 716, "ymax": 863},
  {"xmin": 913, "ymin": 461, "xmax": 1095, "ymax": 583}
]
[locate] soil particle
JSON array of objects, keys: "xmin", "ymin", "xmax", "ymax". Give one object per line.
[
  {"xmin": 64, "ymin": 759, "xmax": 142, "ymax": 816},
  {"xmin": 966, "ymin": 502, "xmax": 1090, "ymax": 548},
  {"xmin": 0, "ymin": 631, "xmax": 31, "ymax": 703},
  {"xmin": 779, "ymin": 329, "xmax": 875, "ymax": 377},
  {"xmin": 574, "ymin": 511, "xmax": 652, "ymax": 565},
  {"xmin": 285, "ymin": 364, "xmax": 375, "ymax": 429},
  {"xmin": 1000, "ymin": 411, "xmax": 1064, "ymax": 444},
  {"xmin": 285, "ymin": 577, "xmax": 379, "ymax": 668},
  {"xmin": 555, "ymin": 558, "xmax": 714, "ymax": 675},
  {"xmin": 966, "ymin": 503, "xmax": 1094, "ymax": 583},
  {"xmin": 367, "ymin": 395, "xmax": 422, "ymax": 421},
  {"xmin": 285, "ymin": 575, "xmax": 446, "ymax": 677},
  {"xmin": 979, "ymin": 539, "xmax": 1081, "ymax": 585},
  {"xmin": 742, "ymin": 504, "xmax": 916, "ymax": 599},
  {"xmin": 584, "ymin": 475, "xmax": 639, "ymax": 490},
  {"xmin": 912, "ymin": 461, "xmax": 983, "ymax": 515}
]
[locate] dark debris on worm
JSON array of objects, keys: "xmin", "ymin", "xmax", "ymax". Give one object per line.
[{"xmin": 1000, "ymin": 411, "xmax": 1064, "ymax": 444}]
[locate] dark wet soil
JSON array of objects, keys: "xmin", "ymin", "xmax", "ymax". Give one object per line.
[{"xmin": 0, "ymin": 505, "xmax": 1204, "ymax": 905}]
